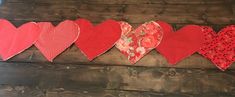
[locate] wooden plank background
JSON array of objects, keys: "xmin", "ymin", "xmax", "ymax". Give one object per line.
[{"xmin": 0, "ymin": 0, "xmax": 235, "ymax": 97}]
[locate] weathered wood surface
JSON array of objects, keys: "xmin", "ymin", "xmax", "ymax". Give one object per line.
[
  {"xmin": 0, "ymin": 0, "xmax": 235, "ymax": 97},
  {"xmin": 1, "ymin": 85, "xmax": 235, "ymax": 97},
  {"xmin": 0, "ymin": 62, "xmax": 235, "ymax": 95},
  {"xmin": 1, "ymin": 0, "xmax": 235, "ymax": 24}
]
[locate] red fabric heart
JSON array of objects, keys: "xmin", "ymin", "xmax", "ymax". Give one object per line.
[
  {"xmin": 35, "ymin": 20, "xmax": 79, "ymax": 62},
  {"xmin": 156, "ymin": 21, "xmax": 205, "ymax": 64},
  {"xmin": 198, "ymin": 25, "xmax": 235, "ymax": 70},
  {"xmin": 0, "ymin": 19, "xmax": 40, "ymax": 60},
  {"xmin": 75, "ymin": 19, "xmax": 121, "ymax": 60},
  {"xmin": 116, "ymin": 21, "xmax": 163, "ymax": 64}
]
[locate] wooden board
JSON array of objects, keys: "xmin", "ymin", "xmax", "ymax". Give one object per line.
[
  {"xmin": 0, "ymin": 62, "xmax": 235, "ymax": 95},
  {"xmin": 1, "ymin": 0, "xmax": 235, "ymax": 24},
  {"xmin": 0, "ymin": 0, "xmax": 235, "ymax": 97}
]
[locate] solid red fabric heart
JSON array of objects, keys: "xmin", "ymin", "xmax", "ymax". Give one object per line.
[
  {"xmin": 35, "ymin": 20, "xmax": 79, "ymax": 62},
  {"xmin": 116, "ymin": 21, "xmax": 163, "ymax": 64},
  {"xmin": 156, "ymin": 21, "xmax": 205, "ymax": 64},
  {"xmin": 198, "ymin": 25, "xmax": 235, "ymax": 70},
  {"xmin": 0, "ymin": 19, "xmax": 40, "ymax": 60},
  {"xmin": 75, "ymin": 18, "xmax": 121, "ymax": 60}
]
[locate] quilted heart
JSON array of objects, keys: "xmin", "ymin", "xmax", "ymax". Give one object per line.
[
  {"xmin": 35, "ymin": 20, "xmax": 79, "ymax": 62},
  {"xmin": 156, "ymin": 21, "xmax": 205, "ymax": 64},
  {"xmin": 75, "ymin": 18, "xmax": 121, "ymax": 60},
  {"xmin": 198, "ymin": 25, "xmax": 235, "ymax": 70},
  {"xmin": 116, "ymin": 21, "xmax": 163, "ymax": 64},
  {"xmin": 0, "ymin": 19, "xmax": 40, "ymax": 60}
]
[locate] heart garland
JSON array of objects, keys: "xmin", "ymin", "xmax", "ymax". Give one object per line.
[
  {"xmin": 35, "ymin": 20, "xmax": 80, "ymax": 62},
  {"xmin": 0, "ymin": 19, "xmax": 40, "ymax": 60},
  {"xmin": 0, "ymin": 18, "xmax": 234, "ymax": 71},
  {"xmin": 116, "ymin": 21, "xmax": 163, "ymax": 64},
  {"xmin": 198, "ymin": 25, "xmax": 235, "ymax": 70}
]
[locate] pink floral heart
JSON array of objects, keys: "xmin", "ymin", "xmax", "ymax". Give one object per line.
[
  {"xmin": 198, "ymin": 25, "xmax": 235, "ymax": 71},
  {"xmin": 0, "ymin": 19, "xmax": 40, "ymax": 60},
  {"xmin": 35, "ymin": 20, "xmax": 80, "ymax": 62},
  {"xmin": 116, "ymin": 21, "xmax": 163, "ymax": 64}
]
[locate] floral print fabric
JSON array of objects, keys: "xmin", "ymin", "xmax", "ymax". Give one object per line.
[
  {"xmin": 116, "ymin": 21, "xmax": 163, "ymax": 64},
  {"xmin": 198, "ymin": 25, "xmax": 235, "ymax": 70}
]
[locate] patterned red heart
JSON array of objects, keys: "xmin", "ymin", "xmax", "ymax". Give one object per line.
[
  {"xmin": 35, "ymin": 20, "xmax": 79, "ymax": 62},
  {"xmin": 0, "ymin": 19, "xmax": 40, "ymax": 60},
  {"xmin": 116, "ymin": 21, "xmax": 163, "ymax": 64},
  {"xmin": 75, "ymin": 19, "xmax": 121, "ymax": 60},
  {"xmin": 156, "ymin": 21, "xmax": 205, "ymax": 64},
  {"xmin": 198, "ymin": 25, "xmax": 235, "ymax": 70}
]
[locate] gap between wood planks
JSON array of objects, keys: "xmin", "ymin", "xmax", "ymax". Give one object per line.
[{"xmin": 0, "ymin": 62, "xmax": 234, "ymax": 94}]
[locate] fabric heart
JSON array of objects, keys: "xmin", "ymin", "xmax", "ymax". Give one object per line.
[
  {"xmin": 0, "ymin": 19, "xmax": 40, "ymax": 60},
  {"xmin": 116, "ymin": 21, "xmax": 163, "ymax": 64},
  {"xmin": 35, "ymin": 20, "xmax": 79, "ymax": 62},
  {"xmin": 156, "ymin": 21, "xmax": 205, "ymax": 64},
  {"xmin": 75, "ymin": 18, "xmax": 121, "ymax": 60},
  {"xmin": 198, "ymin": 25, "xmax": 235, "ymax": 70}
]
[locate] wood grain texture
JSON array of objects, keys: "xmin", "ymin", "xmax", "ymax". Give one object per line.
[
  {"xmin": 0, "ymin": 0, "xmax": 235, "ymax": 97},
  {"xmin": 1, "ymin": 0, "xmax": 234, "ymax": 24},
  {"xmin": 5, "ymin": 0, "xmax": 235, "ymax": 5},
  {"xmin": 0, "ymin": 62, "xmax": 235, "ymax": 94},
  {"xmin": 0, "ymin": 85, "xmax": 234, "ymax": 97}
]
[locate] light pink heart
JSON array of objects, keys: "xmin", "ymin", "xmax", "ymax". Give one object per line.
[
  {"xmin": 0, "ymin": 19, "xmax": 40, "ymax": 60},
  {"xmin": 35, "ymin": 20, "xmax": 80, "ymax": 62}
]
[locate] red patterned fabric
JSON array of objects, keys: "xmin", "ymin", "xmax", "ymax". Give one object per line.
[
  {"xmin": 75, "ymin": 18, "xmax": 121, "ymax": 61},
  {"xmin": 198, "ymin": 25, "xmax": 235, "ymax": 70},
  {"xmin": 156, "ymin": 21, "xmax": 205, "ymax": 64},
  {"xmin": 116, "ymin": 21, "xmax": 163, "ymax": 64},
  {"xmin": 0, "ymin": 19, "xmax": 40, "ymax": 60},
  {"xmin": 35, "ymin": 20, "xmax": 80, "ymax": 62}
]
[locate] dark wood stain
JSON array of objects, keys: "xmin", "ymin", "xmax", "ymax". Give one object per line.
[{"xmin": 0, "ymin": 0, "xmax": 235, "ymax": 96}]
